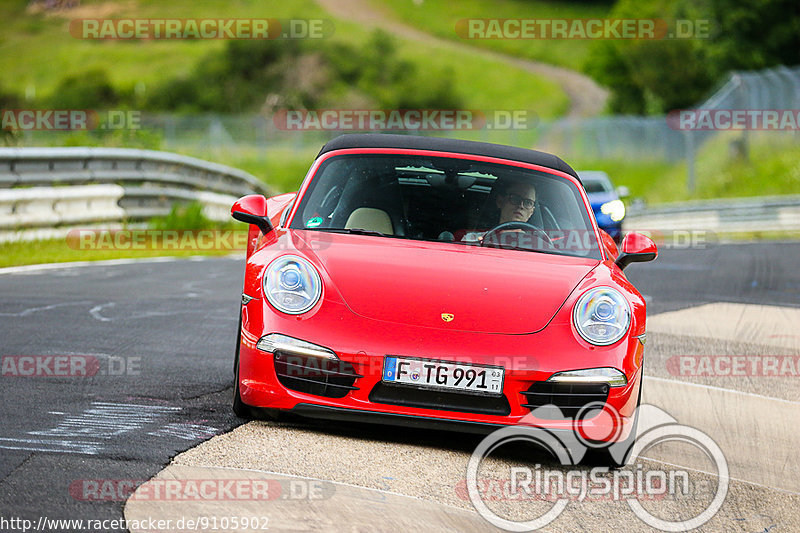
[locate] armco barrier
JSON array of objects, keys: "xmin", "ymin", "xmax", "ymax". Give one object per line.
[
  {"xmin": 0, "ymin": 147, "xmax": 274, "ymax": 240},
  {"xmin": 625, "ymin": 195, "xmax": 800, "ymax": 234}
]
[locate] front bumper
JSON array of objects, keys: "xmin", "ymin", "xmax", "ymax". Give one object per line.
[{"xmin": 238, "ymin": 303, "xmax": 644, "ymax": 442}]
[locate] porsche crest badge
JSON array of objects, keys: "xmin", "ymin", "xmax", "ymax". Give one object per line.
[{"xmin": 441, "ymin": 313, "xmax": 454, "ymax": 322}]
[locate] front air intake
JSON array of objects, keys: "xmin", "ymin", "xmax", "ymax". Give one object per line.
[
  {"xmin": 273, "ymin": 352, "xmax": 362, "ymax": 399},
  {"xmin": 520, "ymin": 381, "xmax": 609, "ymax": 419}
]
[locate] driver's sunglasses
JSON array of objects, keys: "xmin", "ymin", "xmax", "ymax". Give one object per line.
[{"xmin": 505, "ymin": 193, "xmax": 535, "ymax": 210}]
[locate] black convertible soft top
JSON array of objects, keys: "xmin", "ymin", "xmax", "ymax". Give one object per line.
[{"xmin": 317, "ymin": 133, "xmax": 581, "ymax": 182}]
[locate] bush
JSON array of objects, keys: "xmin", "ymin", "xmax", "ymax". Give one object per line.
[
  {"xmin": 587, "ymin": 0, "xmax": 800, "ymax": 114},
  {"xmin": 145, "ymin": 29, "xmax": 464, "ymax": 113},
  {"xmin": 149, "ymin": 202, "xmax": 215, "ymax": 231},
  {"xmin": 49, "ymin": 69, "xmax": 121, "ymax": 109}
]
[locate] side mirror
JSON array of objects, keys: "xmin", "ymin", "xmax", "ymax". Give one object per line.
[
  {"xmin": 615, "ymin": 232, "xmax": 657, "ymax": 270},
  {"xmin": 231, "ymin": 194, "xmax": 273, "ymax": 234},
  {"xmin": 616, "ymin": 185, "xmax": 630, "ymax": 199}
]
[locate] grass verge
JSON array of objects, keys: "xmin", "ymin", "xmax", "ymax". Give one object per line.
[
  {"xmin": 0, "ymin": 236, "xmax": 241, "ymax": 269},
  {"xmin": 0, "ymin": 0, "xmax": 567, "ymax": 118},
  {"xmin": 373, "ymin": 0, "xmax": 612, "ymax": 71}
]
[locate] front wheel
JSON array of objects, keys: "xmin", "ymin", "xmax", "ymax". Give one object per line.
[
  {"xmin": 580, "ymin": 378, "xmax": 642, "ymax": 468},
  {"xmin": 232, "ymin": 307, "xmax": 295, "ymax": 422},
  {"xmin": 232, "ymin": 307, "xmax": 253, "ymax": 419}
]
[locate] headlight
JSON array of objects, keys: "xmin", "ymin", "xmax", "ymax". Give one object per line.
[
  {"xmin": 263, "ymin": 255, "xmax": 322, "ymax": 314},
  {"xmin": 573, "ymin": 287, "xmax": 631, "ymax": 346},
  {"xmin": 600, "ymin": 199, "xmax": 626, "ymax": 222}
]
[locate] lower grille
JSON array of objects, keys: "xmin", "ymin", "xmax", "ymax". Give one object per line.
[
  {"xmin": 369, "ymin": 382, "xmax": 511, "ymax": 416},
  {"xmin": 521, "ymin": 382, "xmax": 610, "ymax": 419},
  {"xmin": 274, "ymin": 352, "xmax": 362, "ymax": 399}
]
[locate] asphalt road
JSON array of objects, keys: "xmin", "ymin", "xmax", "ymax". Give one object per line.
[
  {"xmin": 1, "ymin": 241, "xmax": 799, "ymax": 531},
  {"xmin": 0, "ymin": 257, "xmax": 244, "ymax": 530}
]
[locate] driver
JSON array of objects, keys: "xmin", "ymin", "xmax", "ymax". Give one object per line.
[
  {"xmin": 497, "ymin": 181, "xmax": 537, "ymax": 225},
  {"xmin": 456, "ymin": 179, "xmax": 537, "ymax": 243}
]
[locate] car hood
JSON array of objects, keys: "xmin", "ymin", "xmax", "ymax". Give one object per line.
[{"xmin": 296, "ymin": 231, "xmax": 598, "ymax": 334}]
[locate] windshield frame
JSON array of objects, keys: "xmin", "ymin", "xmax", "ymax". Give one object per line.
[{"xmin": 285, "ymin": 147, "xmax": 606, "ymax": 260}]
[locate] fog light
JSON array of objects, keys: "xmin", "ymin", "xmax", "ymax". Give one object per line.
[
  {"xmin": 256, "ymin": 334, "xmax": 338, "ymax": 360},
  {"xmin": 547, "ymin": 367, "xmax": 627, "ymax": 387}
]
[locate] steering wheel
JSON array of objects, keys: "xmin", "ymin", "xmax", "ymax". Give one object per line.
[
  {"xmin": 481, "ymin": 221, "xmax": 552, "ymax": 248},
  {"xmin": 540, "ymin": 204, "xmax": 560, "ymax": 231}
]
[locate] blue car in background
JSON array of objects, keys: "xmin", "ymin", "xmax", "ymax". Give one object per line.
[{"xmin": 578, "ymin": 171, "xmax": 628, "ymax": 243}]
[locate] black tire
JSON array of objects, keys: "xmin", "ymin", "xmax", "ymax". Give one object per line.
[
  {"xmin": 232, "ymin": 307, "xmax": 253, "ymax": 419},
  {"xmin": 580, "ymin": 378, "xmax": 642, "ymax": 469},
  {"xmin": 231, "ymin": 307, "xmax": 295, "ymax": 422}
]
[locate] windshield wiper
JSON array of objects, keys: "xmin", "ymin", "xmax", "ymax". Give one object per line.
[{"xmin": 312, "ymin": 227, "xmax": 390, "ymax": 237}]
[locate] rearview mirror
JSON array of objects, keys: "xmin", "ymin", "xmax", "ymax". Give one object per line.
[
  {"xmin": 615, "ymin": 232, "xmax": 657, "ymax": 270},
  {"xmin": 231, "ymin": 194, "xmax": 273, "ymax": 234}
]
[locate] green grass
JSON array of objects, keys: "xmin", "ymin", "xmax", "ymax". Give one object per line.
[
  {"xmin": 567, "ymin": 158, "xmax": 675, "ymax": 201},
  {"xmin": 374, "ymin": 0, "xmax": 613, "ymax": 71},
  {"xmin": 0, "ymin": 0, "xmax": 567, "ymax": 119},
  {"xmin": 639, "ymin": 134, "xmax": 800, "ymax": 204},
  {"xmin": 0, "ymin": 0, "xmax": 326, "ymax": 97},
  {"xmin": 179, "ymin": 145, "xmax": 319, "ymax": 193},
  {"xmin": 0, "ymin": 237, "xmax": 239, "ymax": 268},
  {"xmin": 572, "ymin": 134, "xmax": 800, "ymax": 205}
]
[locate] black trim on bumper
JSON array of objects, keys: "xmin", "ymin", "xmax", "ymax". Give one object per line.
[
  {"xmin": 369, "ymin": 382, "xmax": 511, "ymax": 416},
  {"xmin": 289, "ymin": 403, "xmax": 506, "ymax": 434}
]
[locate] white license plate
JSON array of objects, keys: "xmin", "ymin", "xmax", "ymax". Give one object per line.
[{"xmin": 382, "ymin": 356, "xmax": 504, "ymax": 396}]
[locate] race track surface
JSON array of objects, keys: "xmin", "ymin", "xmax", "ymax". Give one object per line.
[{"xmin": 1, "ymin": 241, "xmax": 799, "ymax": 531}]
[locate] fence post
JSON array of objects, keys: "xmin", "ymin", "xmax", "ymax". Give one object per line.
[{"xmin": 685, "ymin": 130, "xmax": 696, "ymax": 194}]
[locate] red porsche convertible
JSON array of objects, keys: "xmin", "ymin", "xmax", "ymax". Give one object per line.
[{"xmin": 230, "ymin": 134, "xmax": 656, "ymax": 463}]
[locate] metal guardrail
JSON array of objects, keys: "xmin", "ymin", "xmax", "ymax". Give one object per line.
[
  {"xmin": 2, "ymin": 146, "xmax": 796, "ymax": 241},
  {"xmin": 625, "ymin": 195, "xmax": 800, "ymax": 234},
  {"xmin": 0, "ymin": 147, "xmax": 274, "ymax": 239}
]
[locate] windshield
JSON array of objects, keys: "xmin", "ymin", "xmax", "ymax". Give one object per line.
[
  {"xmin": 583, "ymin": 178, "xmax": 614, "ymax": 194},
  {"xmin": 290, "ymin": 154, "xmax": 601, "ymax": 259}
]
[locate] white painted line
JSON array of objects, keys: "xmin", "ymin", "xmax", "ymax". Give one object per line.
[
  {"xmin": 648, "ymin": 301, "xmax": 800, "ymax": 350},
  {"xmin": 89, "ymin": 302, "xmax": 115, "ymax": 322},
  {"xmin": 0, "ymin": 255, "xmax": 228, "ymax": 276},
  {"xmin": 638, "ymin": 455, "xmax": 800, "ymax": 496},
  {"xmin": 147, "ymin": 424, "xmax": 219, "ymax": 440},
  {"xmin": 5, "ymin": 402, "xmax": 186, "ymax": 453},
  {"xmin": 202, "ymin": 465, "xmax": 485, "ymax": 514},
  {"xmin": 644, "ymin": 376, "xmax": 800, "ymax": 406},
  {"xmin": 0, "ymin": 301, "xmax": 92, "ymax": 317},
  {"xmin": 643, "ymin": 377, "xmax": 800, "ymax": 492},
  {"xmin": 0, "ymin": 437, "xmax": 101, "ymax": 455}
]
